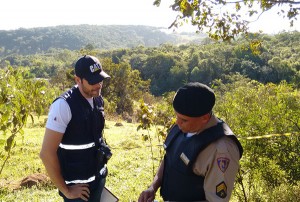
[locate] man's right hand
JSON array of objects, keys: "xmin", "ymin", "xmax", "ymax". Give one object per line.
[
  {"xmin": 138, "ymin": 187, "xmax": 155, "ymax": 202},
  {"xmin": 65, "ymin": 184, "xmax": 90, "ymax": 201}
]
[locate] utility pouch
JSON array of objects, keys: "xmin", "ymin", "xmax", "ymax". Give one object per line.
[{"xmin": 96, "ymin": 141, "xmax": 112, "ymax": 177}]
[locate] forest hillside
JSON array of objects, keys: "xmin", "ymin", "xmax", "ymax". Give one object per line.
[{"xmin": 0, "ymin": 24, "xmax": 206, "ymax": 56}]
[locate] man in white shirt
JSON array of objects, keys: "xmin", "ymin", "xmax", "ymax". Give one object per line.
[{"xmin": 40, "ymin": 55, "xmax": 111, "ymax": 202}]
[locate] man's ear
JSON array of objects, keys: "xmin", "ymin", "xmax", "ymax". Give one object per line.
[
  {"xmin": 201, "ymin": 113, "xmax": 211, "ymax": 123},
  {"xmin": 75, "ymin": 76, "xmax": 81, "ymax": 84}
]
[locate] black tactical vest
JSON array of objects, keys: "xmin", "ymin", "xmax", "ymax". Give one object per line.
[
  {"xmin": 56, "ymin": 86, "xmax": 105, "ymax": 191},
  {"xmin": 160, "ymin": 122, "xmax": 243, "ymax": 201}
]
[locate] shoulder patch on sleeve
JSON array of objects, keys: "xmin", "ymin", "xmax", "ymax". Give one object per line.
[
  {"xmin": 216, "ymin": 181, "xmax": 227, "ymax": 198},
  {"xmin": 217, "ymin": 157, "xmax": 230, "ymax": 173}
]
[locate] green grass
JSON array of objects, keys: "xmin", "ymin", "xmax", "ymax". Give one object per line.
[{"xmin": 0, "ymin": 116, "xmax": 164, "ymax": 201}]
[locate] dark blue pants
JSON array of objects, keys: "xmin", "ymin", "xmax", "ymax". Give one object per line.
[{"xmin": 63, "ymin": 177, "xmax": 106, "ymax": 202}]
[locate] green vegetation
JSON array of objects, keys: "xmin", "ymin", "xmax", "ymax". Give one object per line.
[
  {"xmin": 0, "ymin": 67, "xmax": 60, "ymax": 174},
  {"xmin": 214, "ymin": 78, "xmax": 300, "ymax": 201},
  {"xmin": 0, "ymin": 25, "xmax": 205, "ymax": 56},
  {"xmin": 157, "ymin": 0, "xmax": 300, "ymax": 41},
  {"xmin": 2, "ymin": 31, "xmax": 299, "ymax": 96}
]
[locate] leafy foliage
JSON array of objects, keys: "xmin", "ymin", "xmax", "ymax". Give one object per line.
[
  {"xmin": 100, "ymin": 58, "xmax": 151, "ymax": 115},
  {"xmin": 213, "ymin": 77, "xmax": 300, "ymax": 200},
  {"xmin": 2, "ymin": 31, "xmax": 300, "ymax": 96},
  {"xmin": 136, "ymin": 97, "xmax": 175, "ymax": 176},
  {"xmin": 0, "ymin": 67, "xmax": 59, "ymax": 174},
  {"xmin": 155, "ymin": 0, "xmax": 300, "ymax": 41}
]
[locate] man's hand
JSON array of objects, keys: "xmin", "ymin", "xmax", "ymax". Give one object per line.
[
  {"xmin": 65, "ymin": 184, "xmax": 90, "ymax": 201},
  {"xmin": 138, "ymin": 187, "xmax": 155, "ymax": 202}
]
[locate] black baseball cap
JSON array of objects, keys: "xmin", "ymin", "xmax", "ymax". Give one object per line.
[{"xmin": 75, "ymin": 55, "xmax": 110, "ymax": 85}]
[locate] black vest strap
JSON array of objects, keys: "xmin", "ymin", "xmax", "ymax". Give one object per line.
[
  {"xmin": 164, "ymin": 123, "xmax": 226, "ymax": 167},
  {"xmin": 163, "ymin": 124, "xmax": 181, "ymax": 149}
]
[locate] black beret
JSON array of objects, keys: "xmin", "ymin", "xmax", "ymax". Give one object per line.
[{"xmin": 173, "ymin": 82, "xmax": 215, "ymax": 117}]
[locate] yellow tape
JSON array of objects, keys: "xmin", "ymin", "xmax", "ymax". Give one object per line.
[
  {"xmin": 237, "ymin": 133, "xmax": 298, "ymax": 140},
  {"xmin": 110, "ymin": 133, "xmax": 299, "ymax": 149}
]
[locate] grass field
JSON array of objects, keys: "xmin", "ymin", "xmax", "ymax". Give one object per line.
[{"xmin": 0, "ymin": 116, "xmax": 164, "ymax": 201}]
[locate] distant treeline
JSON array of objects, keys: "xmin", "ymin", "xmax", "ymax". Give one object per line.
[
  {"xmin": 0, "ymin": 25, "xmax": 206, "ymax": 56},
  {"xmin": 0, "ymin": 30, "xmax": 299, "ymax": 97}
]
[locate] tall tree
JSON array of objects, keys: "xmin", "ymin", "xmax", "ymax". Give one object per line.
[{"xmin": 100, "ymin": 58, "xmax": 150, "ymax": 115}]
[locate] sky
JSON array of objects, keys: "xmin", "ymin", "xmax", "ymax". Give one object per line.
[{"xmin": 0, "ymin": 0, "xmax": 299, "ymax": 34}]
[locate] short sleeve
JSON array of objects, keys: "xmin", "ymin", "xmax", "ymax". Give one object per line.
[
  {"xmin": 45, "ymin": 98, "xmax": 72, "ymax": 133},
  {"xmin": 193, "ymin": 136, "xmax": 241, "ymax": 202}
]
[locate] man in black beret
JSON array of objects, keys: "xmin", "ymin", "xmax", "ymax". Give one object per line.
[{"xmin": 138, "ymin": 82, "xmax": 243, "ymax": 202}]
